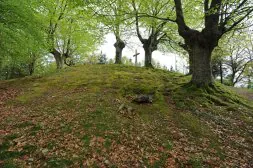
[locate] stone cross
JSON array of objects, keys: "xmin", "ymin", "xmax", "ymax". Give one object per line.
[{"xmin": 133, "ymin": 50, "xmax": 140, "ymax": 66}]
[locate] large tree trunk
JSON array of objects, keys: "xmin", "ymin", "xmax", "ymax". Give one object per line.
[
  {"xmin": 190, "ymin": 43, "xmax": 213, "ymax": 87},
  {"xmin": 28, "ymin": 53, "xmax": 36, "ymax": 76},
  {"xmin": 28, "ymin": 62, "xmax": 35, "ymax": 76},
  {"xmin": 188, "ymin": 51, "xmax": 193, "ymax": 75},
  {"xmin": 51, "ymin": 49, "xmax": 63, "ymax": 69},
  {"xmin": 143, "ymin": 46, "xmax": 153, "ymax": 68},
  {"xmin": 219, "ymin": 61, "xmax": 223, "ymax": 84},
  {"xmin": 247, "ymin": 76, "xmax": 251, "ymax": 89},
  {"xmin": 114, "ymin": 39, "xmax": 125, "ymax": 64},
  {"xmin": 231, "ymin": 69, "xmax": 236, "ymax": 86}
]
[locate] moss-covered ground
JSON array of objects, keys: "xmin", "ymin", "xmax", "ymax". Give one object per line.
[{"xmin": 0, "ymin": 65, "xmax": 252, "ymax": 167}]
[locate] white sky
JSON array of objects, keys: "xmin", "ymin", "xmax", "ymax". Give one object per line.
[{"xmin": 99, "ymin": 33, "xmax": 189, "ymax": 74}]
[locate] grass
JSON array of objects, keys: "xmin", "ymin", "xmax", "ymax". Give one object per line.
[{"xmin": 0, "ymin": 64, "xmax": 252, "ymax": 167}]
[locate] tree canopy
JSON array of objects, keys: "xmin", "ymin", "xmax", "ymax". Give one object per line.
[{"xmin": 0, "ymin": 0, "xmax": 252, "ymax": 88}]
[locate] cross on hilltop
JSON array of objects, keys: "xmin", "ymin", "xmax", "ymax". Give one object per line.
[{"xmin": 133, "ymin": 50, "xmax": 140, "ymax": 66}]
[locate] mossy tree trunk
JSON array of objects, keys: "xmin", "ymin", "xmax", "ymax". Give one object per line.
[
  {"xmin": 219, "ymin": 60, "xmax": 223, "ymax": 84},
  {"xmin": 173, "ymin": 0, "xmax": 253, "ymax": 87},
  {"xmin": 114, "ymin": 38, "xmax": 125, "ymax": 64},
  {"xmin": 174, "ymin": 0, "xmax": 221, "ymax": 87},
  {"xmin": 51, "ymin": 48, "xmax": 64, "ymax": 69},
  {"xmin": 190, "ymin": 40, "xmax": 214, "ymax": 86},
  {"xmin": 143, "ymin": 39, "xmax": 157, "ymax": 68},
  {"xmin": 133, "ymin": 3, "xmax": 165, "ymax": 69}
]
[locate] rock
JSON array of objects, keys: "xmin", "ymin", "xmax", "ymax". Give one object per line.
[{"xmin": 133, "ymin": 94, "xmax": 153, "ymax": 104}]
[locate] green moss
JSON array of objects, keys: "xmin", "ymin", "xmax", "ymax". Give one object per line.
[
  {"xmin": 1, "ymin": 64, "xmax": 252, "ymax": 167},
  {"xmin": 4, "ymin": 134, "xmax": 19, "ymax": 141},
  {"xmin": 47, "ymin": 141, "xmax": 57, "ymax": 150},
  {"xmin": 0, "ymin": 141, "xmax": 11, "ymax": 151},
  {"xmin": 15, "ymin": 121, "xmax": 34, "ymax": 128},
  {"xmin": 1, "ymin": 161, "xmax": 18, "ymax": 168},
  {"xmin": 82, "ymin": 135, "xmax": 91, "ymax": 146},
  {"xmin": 179, "ymin": 112, "xmax": 211, "ymax": 137},
  {"xmin": 46, "ymin": 158, "xmax": 73, "ymax": 168},
  {"xmin": 104, "ymin": 138, "xmax": 112, "ymax": 149},
  {"xmin": 16, "ymin": 85, "xmax": 47, "ymax": 103},
  {"xmin": 163, "ymin": 140, "xmax": 173, "ymax": 150},
  {"xmin": 60, "ymin": 124, "xmax": 72, "ymax": 133},
  {"xmin": 29, "ymin": 124, "xmax": 42, "ymax": 136},
  {"xmin": 23, "ymin": 144, "xmax": 37, "ymax": 153},
  {"xmin": 188, "ymin": 157, "xmax": 203, "ymax": 168}
]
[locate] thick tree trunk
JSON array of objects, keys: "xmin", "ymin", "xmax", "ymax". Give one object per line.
[
  {"xmin": 114, "ymin": 39, "xmax": 125, "ymax": 64},
  {"xmin": 188, "ymin": 51, "xmax": 193, "ymax": 75},
  {"xmin": 231, "ymin": 71, "xmax": 236, "ymax": 86},
  {"xmin": 219, "ymin": 61, "xmax": 223, "ymax": 84},
  {"xmin": 144, "ymin": 46, "xmax": 153, "ymax": 68},
  {"xmin": 247, "ymin": 76, "xmax": 251, "ymax": 89},
  {"xmin": 28, "ymin": 62, "xmax": 35, "ymax": 76},
  {"xmin": 190, "ymin": 44, "xmax": 213, "ymax": 87},
  {"xmin": 55, "ymin": 55, "xmax": 64, "ymax": 69},
  {"xmin": 51, "ymin": 49, "xmax": 63, "ymax": 69}
]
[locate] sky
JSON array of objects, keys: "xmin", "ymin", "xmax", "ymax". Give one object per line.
[{"xmin": 99, "ymin": 33, "xmax": 189, "ymax": 74}]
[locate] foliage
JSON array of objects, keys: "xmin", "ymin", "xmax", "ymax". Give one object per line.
[{"xmin": 0, "ymin": 0, "xmax": 46, "ymax": 79}]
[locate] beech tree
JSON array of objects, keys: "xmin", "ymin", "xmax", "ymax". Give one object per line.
[
  {"xmin": 43, "ymin": 0, "xmax": 100, "ymax": 69},
  {"xmin": 0, "ymin": 0, "xmax": 45, "ymax": 79},
  {"xmin": 245, "ymin": 62, "xmax": 253, "ymax": 88},
  {"xmin": 131, "ymin": 0, "xmax": 173, "ymax": 68},
  {"xmin": 172, "ymin": 0, "xmax": 253, "ymax": 86},
  {"xmin": 224, "ymin": 33, "xmax": 253, "ymax": 86},
  {"xmin": 211, "ymin": 48, "xmax": 226, "ymax": 83},
  {"xmin": 87, "ymin": 0, "xmax": 129, "ymax": 64},
  {"xmin": 210, "ymin": 30, "xmax": 253, "ymax": 86}
]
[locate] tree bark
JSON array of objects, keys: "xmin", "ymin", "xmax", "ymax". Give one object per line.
[
  {"xmin": 173, "ymin": 0, "xmax": 253, "ymax": 87},
  {"xmin": 144, "ymin": 46, "xmax": 153, "ymax": 68},
  {"xmin": 28, "ymin": 62, "xmax": 35, "ymax": 76},
  {"xmin": 28, "ymin": 53, "xmax": 36, "ymax": 76},
  {"xmin": 190, "ymin": 43, "xmax": 213, "ymax": 87},
  {"xmin": 114, "ymin": 39, "xmax": 125, "ymax": 64},
  {"xmin": 188, "ymin": 50, "xmax": 193, "ymax": 75},
  {"xmin": 219, "ymin": 61, "xmax": 223, "ymax": 84},
  {"xmin": 248, "ymin": 76, "xmax": 251, "ymax": 89},
  {"xmin": 143, "ymin": 39, "xmax": 157, "ymax": 68},
  {"xmin": 51, "ymin": 49, "xmax": 63, "ymax": 69}
]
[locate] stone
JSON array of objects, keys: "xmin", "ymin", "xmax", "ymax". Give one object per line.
[{"xmin": 133, "ymin": 94, "xmax": 153, "ymax": 104}]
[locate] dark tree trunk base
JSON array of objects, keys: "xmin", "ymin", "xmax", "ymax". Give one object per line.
[
  {"xmin": 189, "ymin": 43, "xmax": 214, "ymax": 87},
  {"xmin": 144, "ymin": 46, "xmax": 154, "ymax": 68},
  {"xmin": 114, "ymin": 39, "xmax": 125, "ymax": 64},
  {"xmin": 51, "ymin": 49, "xmax": 64, "ymax": 69}
]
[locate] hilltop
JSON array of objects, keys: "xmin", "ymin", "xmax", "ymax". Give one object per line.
[{"xmin": 0, "ymin": 65, "xmax": 252, "ymax": 167}]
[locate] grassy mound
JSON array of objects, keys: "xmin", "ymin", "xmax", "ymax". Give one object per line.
[{"xmin": 0, "ymin": 65, "xmax": 252, "ymax": 167}]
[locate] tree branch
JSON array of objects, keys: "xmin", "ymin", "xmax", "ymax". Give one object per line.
[
  {"xmin": 132, "ymin": 0, "xmax": 144, "ymax": 43},
  {"xmin": 173, "ymin": 0, "xmax": 190, "ymax": 38}
]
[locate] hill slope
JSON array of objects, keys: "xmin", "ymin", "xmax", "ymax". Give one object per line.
[{"xmin": 0, "ymin": 65, "xmax": 252, "ymax": 167}]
